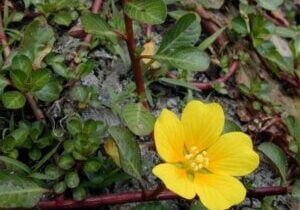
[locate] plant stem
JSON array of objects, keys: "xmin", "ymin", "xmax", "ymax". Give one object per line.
[
  {"xmin": 122, "ymin": 0, "xmax": 148, "ymax": 108},
  {"xmin": 38, "ymin": 186, "xmax": 292, "ymax": 209},
  {"xmin": 0, "ymin": 7, "xmax": 46, "ymax": 122},
  {"xmin": 190, "ymin": 60, "xmax": 240, "ymax": 90},
  {"xmin": 193, "ymin": 3, "xmax": 228, "ymax": 48}
]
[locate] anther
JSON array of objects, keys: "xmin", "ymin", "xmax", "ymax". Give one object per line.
[{"xmin": 185, "ymin": 154, "xmax": 193, "ymax": 160}]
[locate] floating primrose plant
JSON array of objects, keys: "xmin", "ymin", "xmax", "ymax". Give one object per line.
[{"xmin": 153, "ymin": 100, "xmax": 259, "ymax": 209}]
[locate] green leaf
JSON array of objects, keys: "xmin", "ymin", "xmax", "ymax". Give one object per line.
[
  {"xmin": 0, "ymin": 75, "xmax": 10, "ymax": 94},
  {"xmin": 49, "ymin": 63, "xmax": 74, "ymax": 79},
  {"xmin": 122, "ymin": 103, "xmax": 155, "ymax": 136},
  {"xmin": 81, "ymin": 12, "xmax": 116, "ymax": 38},
  {"xmin": 222, "ymin": 119, "xmax": 241, "ymax": 134},
  {"xmin": 258, "ymin": 142, "xmax": 287, "ymax": 184},
  {"xmin": 10, "ymin": 70, "xmax": 30, "ymax": 91},
  {"xmin": 284, "ymin": 115, "xmax": 300, "ymax": 143},
  {"xmin": 232, "ymin": 16, "xmax": 248, "ymax": 34},
  {"xmin": 29, "ymin": 172, "xmax": 57, "ymax": 181},
  {"xmin": 2, "ymin": 91, "xmax": 26, "ymax": 109},
  {"xmin": 67, "ymin": 117, "xmax": 82, "ymax": 136},
  {"xmin": 256, "ymin": 0, "xmax": 283, "ymax": 11},
  {"xmin": 108, "ymin": 126, "xmax": 142, "ymax": 180},
  {"xmin": 19, "ymin": 17, "xmax": 55, "ymax": 70},
  {"xmin": 33, "ymin": 80, "xmax": 62, "ymax": 102},
  {"xmin": 33, "ymin": 143, "xmax": 61, "ymax": 171},
  {"xmin": 53, "ymin": 10, "xmax": 73, "ymax": 26},
  {"xmin": 198, "ymin": 27, "xmax": 225, "ymax": 51},
  {"xmin": 31, "ymin": 69, "xmax": 52, "ymax": 91},
  {"xmin": 11, "ymin": 54, "xmax": 32, "ymax": 77},
  {"xmin": 75, "ymin": 60, "xmax": 95, "ymax": 78},
  {"xmin": 154, "ymin": 48, "xmax": 210, "ymax": 71},
  {"xmin": 0, "ymin": 156, "xmax": 31, "ymax": 174},
  {"xmin": 196, "ymin": 0, "xmax": 225, "ymax": 9},
  {"xmin": 0, "ymin": 172, "xmax": 47, "ymax": 208},
  {"xmin": 190, "ymin": 200, "xmax": 206, "ymax": 210},
  {"xmin": 10, "ymin": 128, "xmax": 29, "ymax": 146},
  {"xmin": 292, "ymin": 180, "xmax": 300, "ymax": 199},
  {"xmin": 157, "ymin": 13, "xmax": 199, "ymax": 55},
  {"xmin": 70, "ymin": 86, "xmax": 88, "ymax": 102},
  {"xmin": 124, "ymin": 0, "xmax": 167, "ymax": 24},
  {"xmin": 30, "ymin": 121, "xmax": 44, "ymax": 141}
]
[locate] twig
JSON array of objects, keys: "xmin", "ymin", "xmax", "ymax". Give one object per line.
[
  {"xmin": 38, "ymin": 186, "xmax": 292, "ymax": 209},
  {"xmin": 191, "ymin": 60, "xmax": 240, "ymax": 90},
  {"xmin": 122, "ymin": 0, "xmax": 148, "ymax": 108},
  {"xmin": 194, "ymin": 4, "xmax": 228, "ymax": 48},
  {"xmin": 0, "ymin": 7, "xmax": 46, "ymax": 121}
]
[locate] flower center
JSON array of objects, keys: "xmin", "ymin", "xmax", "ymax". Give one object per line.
[{"xmin": 184, "ymin": 146, "xmax": 209, "ymax": 172}]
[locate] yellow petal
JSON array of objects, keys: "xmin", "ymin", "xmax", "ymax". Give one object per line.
[
  {"xmin": 194, "ymin": 174, "xmax": 246, "ymax": 210},
  {"xmin": 181, "ymin": 100, "xmax": 224, "ymax": 151},
  {"xmin": 207, "ymin": 132, "xmax": 259, "ymax": 176},
  {"xmin": 154, "ymin": 109, "xmax": 185, "ymax": 162},
  {"xmin": 152, "ymin": 163, "xmax": 196, "ymax": 199}
]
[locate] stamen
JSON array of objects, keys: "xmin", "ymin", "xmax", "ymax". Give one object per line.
[
  {"xmin": 184, "ymin": 147, "xmax": 209, "ymax": 172},
  {"xmin": 185, "ymin": 154, "xmax": 193, "ymax": 160}
]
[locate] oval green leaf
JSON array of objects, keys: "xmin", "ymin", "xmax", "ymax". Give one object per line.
[
  {"xmin": 2, "ymin": 91, "xmax": 26, "ymax": 109},
  {"xmin": 154, "ymin": 47, "xmax": 210, "ymax": 71},
  {"xmin": 0, "ymin": 172, "xmax": 47, "ymax": 208},
  {"xmin": 124, "ymin": 0, "xmax": 167, "ymax": 24},
  {"xmin": 108, "ymin": 126, "xmax": 142, "ymax": 180},
  {"xmin": 258, "ymin": 142, "xmax": 287, "ymax": 184},
  {"xmin": 122, "ymin": 103, "xmax": 155, "ymax": 136},
  {"xmin": 81, "ymin": 12, "xmax": 116, "ymax": 38}
]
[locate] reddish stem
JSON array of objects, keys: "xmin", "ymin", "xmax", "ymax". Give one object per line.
[
  {"xmin": 0, "ymin": 9, "xmax": 10, "ymax": 58},
  {"xmin": 194, "ymin": 5, "xmax": 228, "ymax": 48},
  {"xmin": 38, "ymin": 186, "xmax": 292, "ymax": 209},
  {"xmin": 192, "ymin": 60, "xmax": 240, "ymax": 90},
  {"xmin": 122, "ymin": 0, "xmax": 148, "ymax": 107}
]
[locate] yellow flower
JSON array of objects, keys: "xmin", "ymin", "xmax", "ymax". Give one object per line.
[{"xmin": 152, "ymin": 100, "xmax": 259, "ymax": 210}]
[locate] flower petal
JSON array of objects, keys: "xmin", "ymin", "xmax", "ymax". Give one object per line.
[
  {"xmin": 207, "ymin": 132, "xmax": 259, "ymax": 176},
  {"xmin": 194, "ymin": 174, "xmax": 246, "ymax": 210},
  {"xmin": 154, "ymin": 109, "xmax": 185, "ymax": 162},
  {"xmin": 181, "ymin": 100, "xmax": 224, "ymax": 151},
  {"xmin": 152, "ymin": 163, "xmax": 196, "ymax": 199}
]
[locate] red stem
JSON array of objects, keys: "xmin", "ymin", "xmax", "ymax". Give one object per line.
[
  {"xmin": 38, "ymin": 186, "xmax": 292, "ymax": 209},
  {"xmin": 192, "ymin": 60, "xmax": 240, "ymax": 90},
  {"xmin": 122, "ymin": 0, "xmax": 148, "ymax": 107},
  {"xmin": 194, "ymin": 5, "xmax": 228, "ymax": 48}
]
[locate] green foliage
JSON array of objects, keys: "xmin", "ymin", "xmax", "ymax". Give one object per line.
[
  {"xmin": 81, "ymin": 12, "xmax": 117, "ymax": 38},
  {"xmin": 256, "ymin": 0, "xmax": 283, "ymax": 11},
  {"xmin": 0, "ymin": 172, "xmax": 46, "ymax": 208},
  {"xmin": 2, "ymin": 91, "xmax": 26, "ymax": 109},
  {"xmin": 1, "ymin": 0, "xmax": 298, "ymax": 208},
  {"xmin": 258, "ymin": 142, "xmax": 288, "ymax": 185},
  {"xmin": 124, "ymin": 0, "xmax": 167, "ymax": 24},
  {"xmin": 70, "ymin": 85, "xmax": 101, "ymax": 109},
  {"xmin": 122, "ymin": 103, "xmax": 155, "ymax": 136},
  {"xmin": 292, "ymin": 180, "xmax": 300, "ymax": 199},
  {"xmin": 108, "ymin": 126, "xmax": 142, "ymax": 180},
  {"xmin": 196, "ymin": 0, "xmax": 225, "ymax": 9}
]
